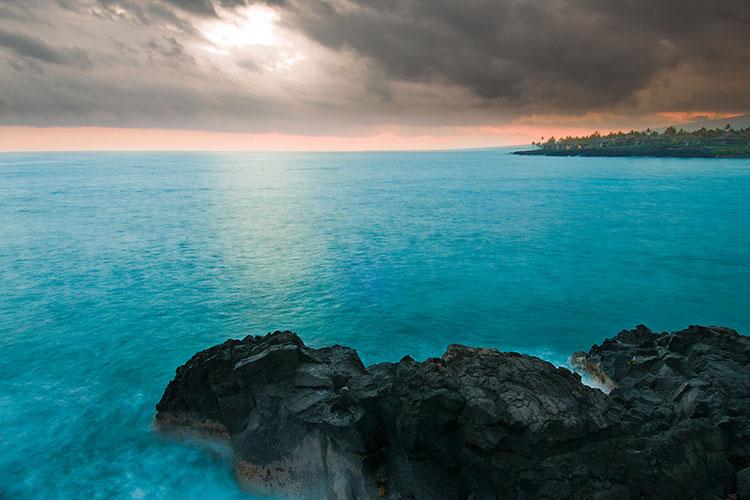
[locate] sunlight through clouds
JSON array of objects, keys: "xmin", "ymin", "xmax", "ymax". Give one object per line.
[
  {"xmin": 198, "ymin": 4, "xmax": 305, "ymax": 73},
  {"xmin": 202, "ymin": 4, "xmax": 280, "ymax": 52}
]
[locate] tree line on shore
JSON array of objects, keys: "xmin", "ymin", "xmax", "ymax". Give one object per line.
[{"xmin": 532, "ymin": 125, "xmax": 750, "ymax": 155}]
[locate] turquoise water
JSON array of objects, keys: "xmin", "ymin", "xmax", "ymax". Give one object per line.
[{"xmin": 1, "ymin": 150, "xmax": 749, "ymax": 498}]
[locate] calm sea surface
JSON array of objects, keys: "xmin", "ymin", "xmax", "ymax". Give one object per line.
[{"xmin": 1, "ymin": 150, "xmax": 749, "ymax": 498}]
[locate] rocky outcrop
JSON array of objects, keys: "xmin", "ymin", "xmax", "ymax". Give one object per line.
[
  {"xmin": 156, "ymin": 325, "xmax": 750, "ymax": 499},
  {"xmin": 572, "ymin": 325, "xmax": 750, "ymax": 488}
]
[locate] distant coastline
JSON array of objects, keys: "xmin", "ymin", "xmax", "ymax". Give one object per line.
[{"xmin": 514, "ymin": 125, "xmax": 750, "ymax": 158}]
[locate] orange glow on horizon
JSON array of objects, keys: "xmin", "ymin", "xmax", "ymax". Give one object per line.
[{"xmin": 656, "ymin": 111, "xmax": 743, "ymax": 125}]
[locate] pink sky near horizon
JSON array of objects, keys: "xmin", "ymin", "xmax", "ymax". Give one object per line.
[
  {"xmin": 0, "ymin": 125, "xmax": 606, "ymax": 153},
  {"xmin": 2, "ymin": 111, "xmax": 741, "ymax": 153}
]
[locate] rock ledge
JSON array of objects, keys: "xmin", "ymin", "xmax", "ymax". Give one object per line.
[{"xmin": 156, "ymin": 326, "xmax": 750, "ymax": 499}]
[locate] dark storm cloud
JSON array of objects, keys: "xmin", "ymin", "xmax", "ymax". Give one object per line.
[{"xmin": 268, "ymin": 0, "xmax": 750, "ymax": 112}]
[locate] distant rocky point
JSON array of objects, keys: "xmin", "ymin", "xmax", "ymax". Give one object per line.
[
  {"xmin": 514, "ymin": 126, "xmax": 750, "ymax": 158},
  {"xmin": 156, "ymin": 325, "xmax": 750, "ymax": 499}
]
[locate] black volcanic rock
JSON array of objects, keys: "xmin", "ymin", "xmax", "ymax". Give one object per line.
[
  {"xmin": 156, "ymin": 326, "xmax": 750, "ymax": 499},
  {"xmin": 572, "ymin": 325, "xmax": 750, "ymax": 478}
]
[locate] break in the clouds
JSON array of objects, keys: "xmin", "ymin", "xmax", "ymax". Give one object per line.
[{"xmin": 0, "ymin": 0, "xmax": 748, "ymax": 134}]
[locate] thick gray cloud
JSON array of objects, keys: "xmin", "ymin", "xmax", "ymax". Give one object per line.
[
  {"xmin": 273, "ymin": 0, "xmax": 750, "ymax": 112},
  {"xmin": 163, "ymin": 0, "xmax": 217, "ymax": 16},
  {"xmin": 0, "ymin": 94, "xmax": 10, "ymax": 114},
  {"xmin": 161, "ymin": 0, "xmax": 282, "ymax": 16},
  {"xmin": 0, "ymin": 0, "xmax": 748, "ymax": 133},
  {"xmin": 0, "ymin": 28, "xmax": 64, "ymax": 63},
  {"xmin": 0, "ymin": 28, "xmax": 92, "ymax": 69}
]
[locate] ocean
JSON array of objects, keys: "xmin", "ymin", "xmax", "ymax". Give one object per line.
[{"xmin": 1, "ymin": 149, "xmax": 749, "ymax": 498}]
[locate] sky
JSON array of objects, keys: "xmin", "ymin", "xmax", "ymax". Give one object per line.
[{"xmin": 0, "ymin": 0, "xmax": 748, "ymax": 151}]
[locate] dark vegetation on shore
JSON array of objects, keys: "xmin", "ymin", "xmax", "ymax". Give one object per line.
[{"xmin": 515, "ymin": 125, "xmax": 750, "ymax": 158}]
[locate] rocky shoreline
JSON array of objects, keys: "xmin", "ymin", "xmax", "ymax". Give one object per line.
[{"xmin": 156, "ymin": 325, "xmax": 750, "ymax": 499}]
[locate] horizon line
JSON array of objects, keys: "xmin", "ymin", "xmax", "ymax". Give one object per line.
[
  {"xmin": 0, "ymin": 125, "xmax": 550, "ymax": 154},
  {"xmin": 0, "ymin": 145, "xmax": 530, "ymax": 155}
]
